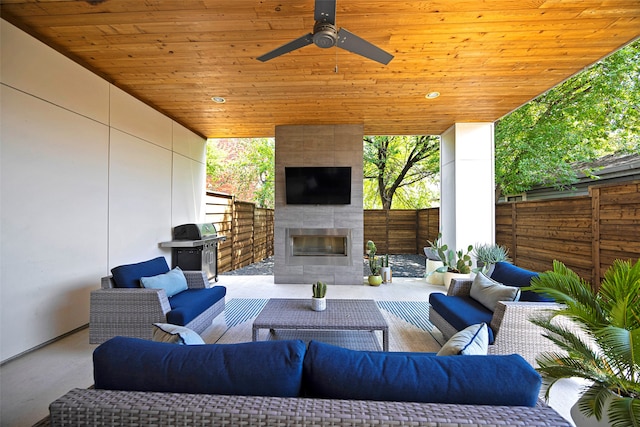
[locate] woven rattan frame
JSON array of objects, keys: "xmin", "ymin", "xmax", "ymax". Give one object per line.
[{"xmin": 49, "ymin": 388, "xmax": 571, "ymax": 426}]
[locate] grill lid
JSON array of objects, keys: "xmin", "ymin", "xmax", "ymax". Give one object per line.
[{"xmin": 173, "ymin": 223, "xmax": 217, "ymax": 240}]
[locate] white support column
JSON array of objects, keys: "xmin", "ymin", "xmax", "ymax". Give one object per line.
[{"xmin": 440, "ymin": 123, "xmax": 495, "ymax": 253}]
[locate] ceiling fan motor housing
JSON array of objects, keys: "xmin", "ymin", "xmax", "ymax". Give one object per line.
[{"xmin": 313, "ymin": 21, "xmax": 338, "ymax": 48}]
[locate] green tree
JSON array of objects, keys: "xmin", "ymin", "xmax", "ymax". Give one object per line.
[
  {"xmin": 363, "ymin": 135, "xmax": 440, "ymax": 209},
  {"xmin": 495, "ymin": 40, "xmax": 640, "ymax": 198},
  {"xmin": 207, "ymin": 138, "xmax": 275, "ymax": 208}
]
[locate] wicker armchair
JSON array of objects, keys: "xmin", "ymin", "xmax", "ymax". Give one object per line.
[
  {"xmin": 89, "ymin": 270, "xmax": 224, "ymax": 344},
  {"xmin": 429, "ymin": 278, "xmax": 570, "ymax": 367}
]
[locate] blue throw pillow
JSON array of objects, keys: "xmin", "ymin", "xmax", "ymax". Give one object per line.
[
  {"xmin": 141, "ymin": 267, "xmax": 188, "ymax": 297},
  {"xmin": 110, "ymin": 256, "xmax": 170, "ymax": 288},
  {"xmin": 94, "ymin": 337, "xmax": 306, "ymax": 397},
  {"xmin": 303, "ymin": 341, "xmax": 541, "ymax": 407}
]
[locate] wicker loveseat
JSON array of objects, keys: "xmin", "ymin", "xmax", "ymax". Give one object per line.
[
  {"xmin": 89, "ymin": 257, "xmax": 225, "ymax": 344},
  {"xmin": 49, "ymin": 337, "xmax": 571, "ymax": 427},
  {"xmin": 429, "ymin": 262, "xmax": 565, "ymax": 367}
]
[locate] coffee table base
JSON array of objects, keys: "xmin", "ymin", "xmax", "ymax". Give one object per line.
[{"xmin": 266, "ymin": 329, "xmax": 382, "ymax": 351}]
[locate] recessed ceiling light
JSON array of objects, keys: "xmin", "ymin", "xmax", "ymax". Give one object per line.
[
  {"xmin": 425, "ymin": 92, "xmax": 440, "ymax": 99},
  {"xmin": 211, "ymin": 97, "xmax": 226, "ymax": 103}
]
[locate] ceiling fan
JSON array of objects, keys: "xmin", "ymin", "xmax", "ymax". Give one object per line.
[{"xmin": 257, "ymin": 0, "xmax": 394, "ymax": 65}]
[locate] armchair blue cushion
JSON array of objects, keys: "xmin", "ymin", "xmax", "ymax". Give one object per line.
[
  {"xmin": 167, "ymin": 286, "xmax": 227, "ymax": 325},
  {"xmin": 490, "ymin": 262, "xmax": 553, "ymax": 302},
  {"xmin": 429, "ymin": 294, "xmax": 495, "ymax": 343},
  {"xmin": 110, "ymin": 256, "xmax": 170, "ymax": 288}
]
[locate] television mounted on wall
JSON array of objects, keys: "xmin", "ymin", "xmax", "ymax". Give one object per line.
[{"xmin": 285, "ymin": 166, "xmax": 351, "ymax": 205}]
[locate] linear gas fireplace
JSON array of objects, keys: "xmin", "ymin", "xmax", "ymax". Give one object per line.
[{"xmin": 286, "ymin": 228, "xmax": 352, "ymax": 266}]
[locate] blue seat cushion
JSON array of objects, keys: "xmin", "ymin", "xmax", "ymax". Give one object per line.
[
  {"xmin": 94, "ymin": 336, "xmax": 306, "ymax": 397},
  {"xmin": 167, "ymin": 286, "xmax": 226, "ymax": 326},
  {"xmin": 429, "ymin": 293, "xmax": 495, "ymax": 343},
  {"xmin": 302, "ymin": 341, "xmax": 541, "ymax": 407},
  {"xmin": 111, "ymin": 257, "xmax": 170, "ymax": 288},
  {"xmin": 490, "ymin": 262, "xmax": 553, "ymax": 302}
]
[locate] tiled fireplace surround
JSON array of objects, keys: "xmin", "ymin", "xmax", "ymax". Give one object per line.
[{"xmin": 274, "ymin": 124, "xmax": 364, "ymax": 285}]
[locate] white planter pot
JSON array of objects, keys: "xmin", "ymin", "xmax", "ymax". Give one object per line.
[
  {"xmin": 311, "ymin": 297, "xmax": 326, "ymax": 311},
  {"xmin": 425, "ymin": 259, "xmax": 444, "ymax": 285},
  {"xmin": 442, "ymin": 272, "xmax": 471, "ymax": 291},
  {"xmin": 570, "ymin": 395, "xmax": 613, "ymax": 427},
  {"xmin": 380, "ymin": 267, "xmax": 392, "ymax": 283}
]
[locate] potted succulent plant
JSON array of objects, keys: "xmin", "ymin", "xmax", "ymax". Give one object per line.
[
  {"xmin": 380, "ymin": 254, "xmax": 392, "ymax": 283},
  {"xmin": 311, "ymin": 281, "xmax": 327, "ymax": 311},
  {"xmin": 526, "ymin": 259, "xmax": 640, "ymax": 427},
  {"xmin": 472, "ymin": 243, "xmax": 511, "ymax": 273},
  {"xmin": 424, "ymin": 233, "xmax": 445, "ymax": 285},
  {"xmin": 435, "ymin": 242, "xmax": 474, "ymax": 290},
  {"xmin": 366, "ymin": 240, "xmax": 382, "ymax": 286}
]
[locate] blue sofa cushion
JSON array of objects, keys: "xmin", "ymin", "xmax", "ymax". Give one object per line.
[
  {"xmin": 303, "ymin": 341, "xmax": 541, "ymax": 407},
  {"xmin": 94, "ymin": 337, "xmax": 306, "ymax": 397},
  {"xmin": 167, "ymin": 286, "xmax": 226, "ymax": 326},
  {"xmin": 429, "ymin": 293, "xmax": 495, "ymax": 343},
  {"xmin": 490, "ymin": 262, "xmax": 553, "ymax": 302},
  {"xmin": 111, "ymin": 257, "xmax": 170, "ymax": 288}
]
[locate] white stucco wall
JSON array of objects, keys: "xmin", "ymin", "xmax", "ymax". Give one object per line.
[
  {"xmin": 440, "ymin": 123, "xmax": 496, "ymax": 252},
  {"xmin": 0, "ymin": 19, "xmax": 207, "ymax": 361}
]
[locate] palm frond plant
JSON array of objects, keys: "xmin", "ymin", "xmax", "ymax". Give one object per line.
[{"xmin": 525, "ymin": 259, "xmax": 640, "ymax": 427}]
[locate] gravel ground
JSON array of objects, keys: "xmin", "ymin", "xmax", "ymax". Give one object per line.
[{"xmin": 220, "ymin": 254, "xmax": 427, "ymax": 278}]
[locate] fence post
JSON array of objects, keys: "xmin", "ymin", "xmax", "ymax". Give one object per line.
[
  {"xmin": 590, "ymin": 186, "xmax": 601, "ymax": 289},
  {"xmin": 510, "ymin": 203, "xmax": 517, "ymax": 263}
]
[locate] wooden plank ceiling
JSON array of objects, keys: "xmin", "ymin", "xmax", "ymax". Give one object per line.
[{"xmin": 2, "ymin": 0, "xmax": 639, "ymax": 138}]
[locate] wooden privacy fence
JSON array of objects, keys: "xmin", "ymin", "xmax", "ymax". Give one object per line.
[
  {"xmin": 204, "ymin": 192, "xmax": 274, "ymax": 273},
  {"xmin": 207, "ymin": 181, "xmax": 638, "ymax": 285},
  {"xmin": 364, "ymin": 208, "xmax": 440, "ymax": 254},
  {"xmin": 496, "ymin": 180, "xmax": 639, "ymax": 287}
]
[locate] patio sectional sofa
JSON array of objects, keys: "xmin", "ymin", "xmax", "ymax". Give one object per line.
[{"xmin": 49, "ymin": 337, "xmax": 571, "ymax": 426}]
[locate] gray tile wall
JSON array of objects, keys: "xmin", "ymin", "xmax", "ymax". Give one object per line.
[{"xmin": 274, "ymin": 124, "xmax": 364, "ymax": 285}]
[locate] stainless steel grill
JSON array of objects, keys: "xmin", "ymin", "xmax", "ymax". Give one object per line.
[{"xmin": 160, "ymin": 223, "xmax": 226, "ymax": 281}]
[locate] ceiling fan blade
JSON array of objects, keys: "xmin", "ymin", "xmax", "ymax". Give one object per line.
[
  {"xmin": 257, "ymin": 33, "xmax": 314, "ymax": 62},
  {"xmin": 315, "ymin": 0, "xmax": 336, "ymax": 24},
  {"xmin": 336, "ymin": 28, "xmax": 394, "ymax": 65}
]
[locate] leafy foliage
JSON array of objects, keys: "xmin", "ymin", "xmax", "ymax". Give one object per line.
[
  {"xmin": 526, "ymin": 259, "xmax": 640, "ymax": 427},
  {"xmin": 363, "ymin": 135, "xmax": 440, "ymax": 209},
  {"xmin": 207, "ymin": 138, "xmax": 275, "ymax": 208},
  {"xmin": 495, "ymin": 40, "xmax": 640, "ymax": 198}
]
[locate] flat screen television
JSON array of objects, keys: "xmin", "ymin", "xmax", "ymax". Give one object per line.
[{"xmin": 285, "ymin": 166, "xmax": 351, "ymax": 205}]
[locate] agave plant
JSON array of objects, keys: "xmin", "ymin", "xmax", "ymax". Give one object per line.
[
  {"xmin": 472, "ymin": 243, "xmax": 511, "ymax": 272},
  {"xmin": 526, "ymin": 259, "xmax": 640, "ymax": 427}
]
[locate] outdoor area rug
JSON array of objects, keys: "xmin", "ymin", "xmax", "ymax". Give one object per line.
[{"xmin": 200, "ymin": 298, "xmax": 443, "ymax": 352}]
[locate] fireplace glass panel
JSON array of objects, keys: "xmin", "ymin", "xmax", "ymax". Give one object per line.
[{"xmin": 292, "ymin": 236, "xmax": 347, "ymax": 256}]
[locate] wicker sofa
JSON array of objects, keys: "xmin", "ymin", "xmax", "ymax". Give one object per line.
[
  {"xmin": 89, "ymin": 257, "xmax": 225, "ymax": 344},
  {"xmin": 429, "ymin": 262, "xmax": 564, "ymax": 367},
  {"xmin": 49, "ymin": 337, "xmax": 571, "ymax": 427}
]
